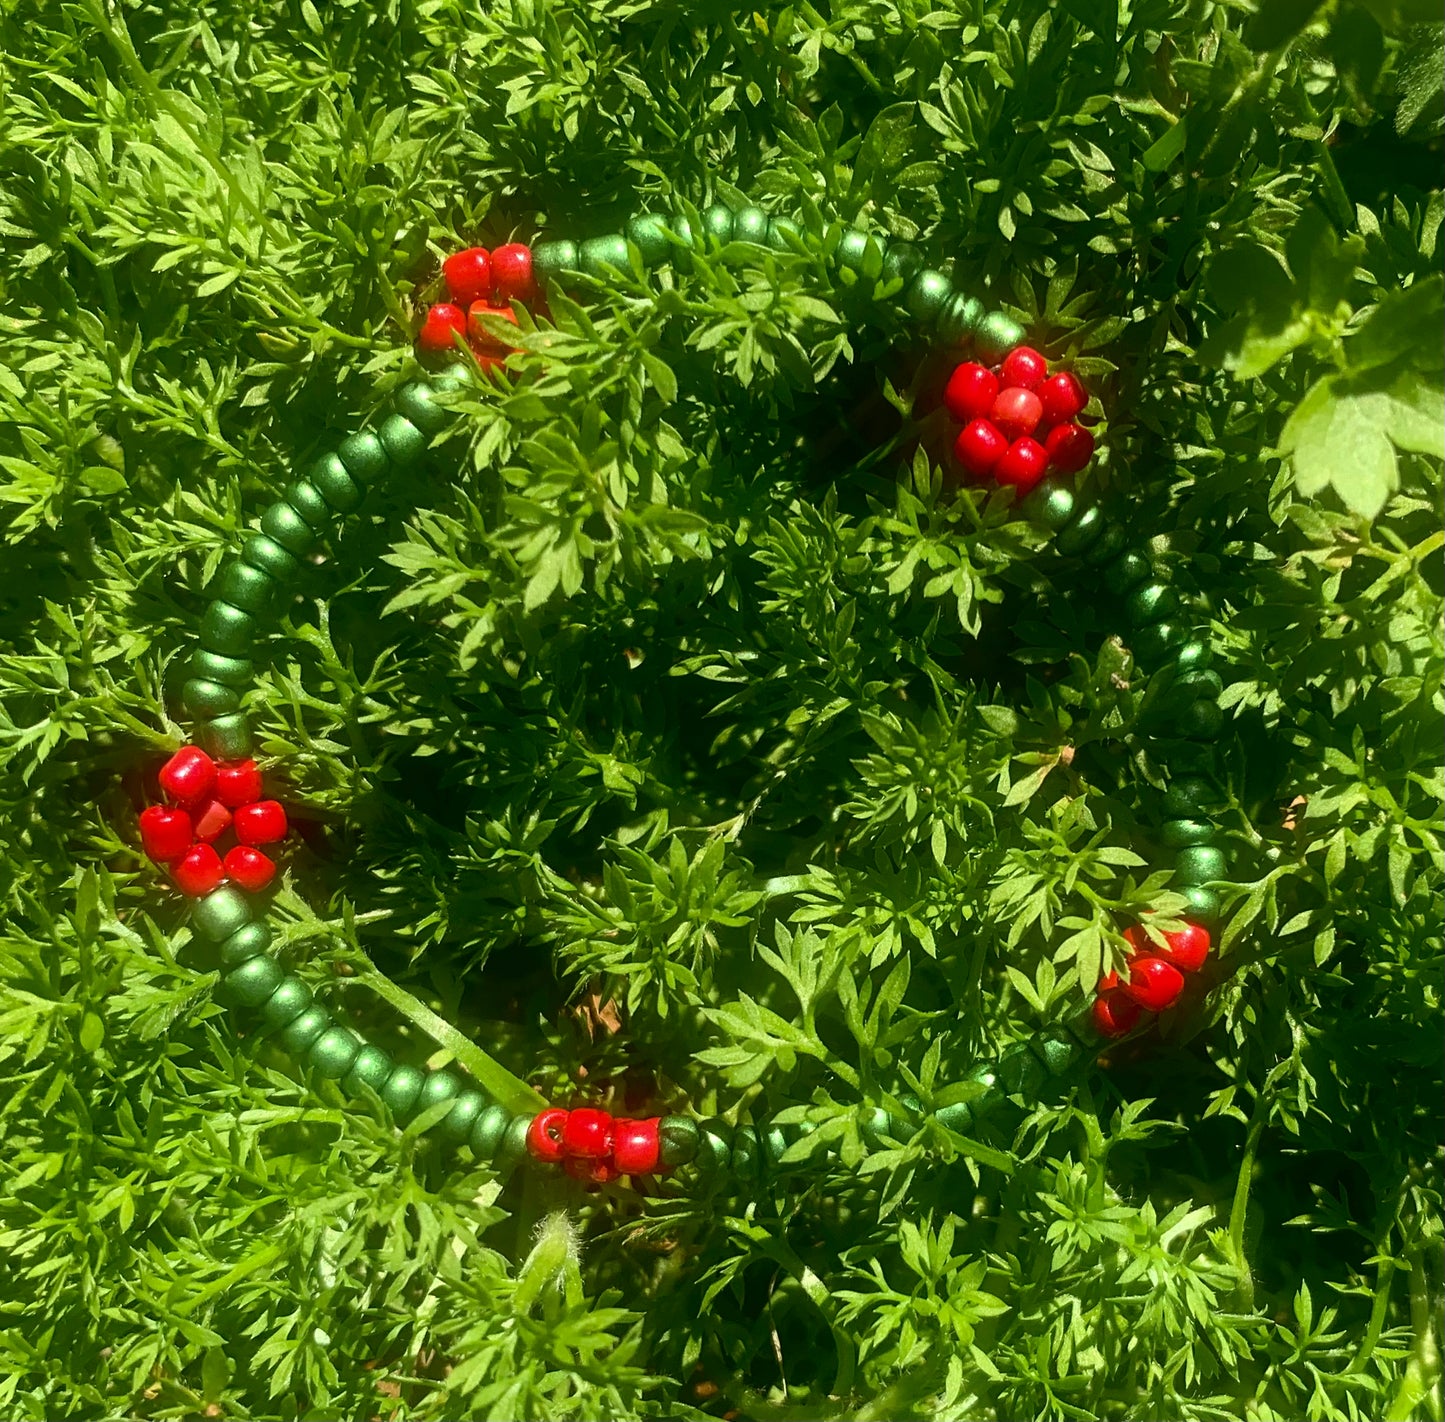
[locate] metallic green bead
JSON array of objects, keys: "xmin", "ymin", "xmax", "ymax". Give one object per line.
[
  {"xmin": 199, "ymin": 601, "xmax": 256, "ymax": 658},
  {"xmin": 218, "ymin": 922, "xmax": 271, "ymax": 969},
  {"xmin": 1026, "ymin": 478, "xmax": 1076, "ymax": 530},
  {"xmin": 761, "ymin": 1124, "xmax": 789, "ymax": 1168},
  {"xmin": 1032, "ymin": 1031, "xmax": 1083, "ymax": 1076},
  {"xmin": 336, "ymin": 431, "xmax": 389, "ymax": 486},
  {"xmin": 470, "ymin": 1104, "xmax": 512, "ymax": 1158},
  {"xmin": 837, "ymin": 228, "xmax": 872, "ymax": 271},
  {"xmin": 1161, "ymin": 818, "xmax": 1217, "ymax": 848},
  {"xmin": 765, "ymin": 215, "xmax": 801, "ymax": 251},
  {"xmin": 998, "ymin": 1044, "xmax": 1046, "ymax": 1098},
  {"xmin": 966, "ymin": 1063, "xmax": 1004, "ymax": 1118},
  {"xmin": 579, "ymin": 234, "xmax": 629, "ymax": 276},
  {"xmin": 259, "ymin": 502, "xmax": 319, "ymax": 558},
  {"xmin": 625, "ymin": 215, "xmax": 671, "ymax": 265},
  {"xmin": 216, "ymin": 561, "xmax": 277, "ymax": 616},
  {"xmin": 1056, "ymin": 505, "xmax": 1106, "ymax": 557},
  {"xmin": 309, "ymin": 1027, "xmax": 361, "ymax": 1080},
  {"xmin": 533, "ymin": 238, "xmax": 580, "ymax": 280},
  {"xmin": 222, "ymin": 954, "xmax": 284, "ymax": 1008},
  {"xmin": 733, "ymin": 207, "xmax": 768, "ymax": 245},
  {"xmin": 937, "ymin": 292, "xmax": 984, "ymax": 345},
  {"xmin": 418, "ymin": 1070, "xmax": 462, "ymax": 1117},
  {"xmin": 309, "ymin": 453, "xmax": 363, "ymax": 514},
  {"xmin": 1132, "ymin": 620, "xmax": 1187, "ymax": 666},
  {"xmin": 1177, "ymin": 699, "xmax": 1225, "ymax": 740},
  {"xmin": 730, "ymin": 1125, "xmax": 760, "ymax": 1178},
  {"xmin": 377, "ymin": 413, "xmax": 427, "ymax": 467},
  {"xmin": 667, "ymin": 214, "xmax": 695, "ymax": 250},
  {"xmin": 437, "ymin": 1090, "xmax": 486, "ymax": 1142},
  {"xmin": 283, "ymin": 480, "xmax": 332, "ymax": 532},
  {"xmin": 241, "ymin": 533, "xmax": 303, "ymax": 583},
  {"xmin": 1168, "ymin": 740, "xmax": 1220, "ymax": 777},
  {"xmin": 658, "ymin": 1115, "xmax": 700, "ymax": 1167},
  {"xmin": 1177, "ymin": 668, "xmax": 1225, "ymax": 702},
  {"xmin": 975, "ymin": 311, "xmax": 1027, "ymax": 362},
  {"xmin": 1175, "ymin": 845, "xmax": 1227, "ymax": 885},
  {"xmin": 343, "ymin": 1045, "xmax": 393, "ymax": 1095},
  {"xmin": 258, "ymin": 976, "xmax": 313, "ymax": 1030},
  {"xmin": 702, "ymin": 203, "xmax": 734, "ymax": 243},
  {"xmin": 1128, "ymin": 582, "xmax": 1181, "ymax": 627},
  {"xmin": 495, "ymin": 1114, "xmax": 532, "ymax": 1174},
  {"xmin": 1163, "ymin": 776, "xmax": 1222, "ymax": 818},
  {"xmin": 280, "ymin": 1006, "xmax": 331, "ymax": 1055},
  {"xmin": 1083, "ymin": 524, "xmax": 1129, "ymax": 568},
  {"xmin": 1182, "ymin": 884, "xmax": 1223, "ymax": 923},
  {"xmin": 860, "ymin": 1106, "xmax": 894, "ymax": 1149},
  {"xmin": 193, "ymin": 885, "xmax": 252, "ymax": 943},
  {"xmin": 197, "ymin": 713, "xmax": 251, "ymax": 761},
  {"xmin": 882, "ymin": 240, "xmax": 922, "ymax": 283},
  {"xmin": 1175, "ymin": 639, "xmax": 1215, "ymax": 673},
  {"xmin": 191, "ymin": 649, "xmax": 254, "ymax": 688},
  {"xmin": 380, "ymin": 1064, "xmax": 423, "ymax": 1116},
  {"xmin": 934, "ymin": 1100, "xmax": 974, "ymax": 1133},
  {"xmin": 695, "ymin": 1126, "xmax": 730, "ymax": 1176},
  {"xmin": 395, "ymin": 380, "xmax": 452, "ymax": 437},
  {"xmin": 182, "ymin": 678, "xmax": 240, "ymax": 719},
  {"xmin": 1105, "ymin": 550, "xmax": 1153, "ymax": 596},
  {"xmin": 905, "ymin": 269, "xmax": 952, "ymax": 324}
]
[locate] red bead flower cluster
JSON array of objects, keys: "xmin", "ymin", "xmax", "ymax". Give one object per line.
[
  {"xmin": 945, "ymin": 345, "xmax": 1095, "ymax": 493},
  {"xmin": 139, "ymin": 747, "xmax": 288, "ymax": 897},
  {"xmin": 417, "ymin": 243, "xmax": 536, "ymax": 366},
  {"xmin": 525, "ymin": 1107, "xmax": 664, "ymax": 1184},
  {"xmin": 1092, "ymin": 920, "xmax": 1211, "ymax": 1037}
]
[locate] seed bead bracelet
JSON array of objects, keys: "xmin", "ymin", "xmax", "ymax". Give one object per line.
[{"xmin": 135, "ymin": 198, "xmax": 1236, "ymax": 1191}]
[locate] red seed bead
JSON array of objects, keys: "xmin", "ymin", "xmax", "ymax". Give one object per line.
[
  {"xmin": 417, "ymin": 302, "xmax": 467, "ymax": 356},
  {"xmin": 173, "ymin": 843, "xmax": 224, "ymax": 897},
  {"xmin": 527, "ymin": 1108, "xmax": 569, "ymax": 1163},
  {"xmin": 191, "ymin": 797, "xmax": 233, "ymax": 844},
  {"xmin": 468, "ymin": 300, "xmax": 520, "ymax": 354},
  {"xmin": 139, "ymin": 806, "xmax": 193, "ymax": 863},
  {"xmin": 561, "ymin": 1107, "xmax": 614, "ymax": 1159},
  {"xmin": 612, "ymin": 1117, "xmax": 662, "ymax": 1174},
  {"xmin": 442, "ymin": 247, "xmax": 492, "ymax": 308},
  {"xmin": 1092, "ymin": 991, "xmax": 1143, "ymax": 1038},
  {"xmin": 1044, "ymin": 421, "xmax": 1096, "ymax": 473},
  {"xmin": 1000, "ymin": 346, "xmax": 1048, "ymax": 391},
  {"xmin": 159, "ymin": 746, "xmax": 216, "ymax": 805},
  {"xmin": 994, "ymin": 437, "xmax": 1049, "ymax": 493},
  {"xmin": 215, "ymin": 759, "xmax": 263, "ymax": 808},
  {"xmin": 989, "ymin": 386, "xmax": 1044, "ymax": 442},
  {"xmin": 1162, "ymin": 921, "xmax": 1211, "ymax": 973},
  {"xmin": 1097, "ymin": 970, "xmax": 1122, "ymax": 994},
  {"xmin": 233, "ymin": 799, "xmax": 287, "ymax": 847},
  {"xmin": 943, "ymin": 362, "xmax": 999, "ymax": 424},
  {"xmin": 954, "ymin": 419, "xmax": 1008, "ymax": 478},
  {"xmin": 1039, "ymin": 370, "xmax": 1088, "ymax": 426},
  {"xmin": 563, "ymin": 1155, "xmax": 621, "ymax": 1185},
  {"xmin": 490, "ymin": 242, "xmax": 535, "ymax": 304},
  {"xmin": 223, "ymin": 845, "xmax": 276, "ymax": 893},
  {"xmin": 1121, "ymin": 955, "xmax": 1186, "ymax": 1012}
]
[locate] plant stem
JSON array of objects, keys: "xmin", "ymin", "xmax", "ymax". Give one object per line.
[{"xmin": 1228, "ymin": 1113, "xmax": 1264, "ymax": 1311}]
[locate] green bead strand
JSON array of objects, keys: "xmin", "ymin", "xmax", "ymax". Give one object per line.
[
  {"xmin": 242, "ymin": 533, "xmax": 303, "ymax": 583},
  {"xmin": 438, "ymin": 1090, "xmax": 486, "ymax": 1143},
  {"xmin": 533, "ymin": 238, "xmax": 580, "ymax": 280},
  {"xmin": 258, "ymin": 976, "xmax": 313, "ymax": 1030},
  {"xmin": 579, "ymin": 234, "xmax": 629, "ymax": 277},
  {"xmin": 905, "ymin": 269, "xmax": 952, "ymax": 325},
  {"xmin": 695, "ymin": 1126, "xmax": 730, "ymax": 1178},
  {"xmin": 860, "ymin": 1105, "xmax": 895, "ymax": 1149},
  {"xmin": 998, "ymin": 1044, "xmax": 1047, "ymax": 1098},
  {"xmin": 1162, "ymin": 774, "xmax": 1222, "ymax": 817},
  {"xmin": 1031, "ymin": 1030, "xmax": 1084, "ymax": 1076},
  {"xmin": 377, "ymin": 414, "xmax": 428, "ymax": 467},
  {"xmin": 1104, "ymin": 550, "xmax": 1153, "ymax": 596},
  {"xmin": 732, "ymin": 207, "xmax": 769, "ymax": 245},
  {"xmin": 1161, "ymin": 817, "xmax": 1217, "ymax": 848},
  {"xmin": 934, "ymin": 1100, "xmax": 974, "ymax": 1134},
  {"xmin": 222, "ymin": 955, "xmax": 285, "ymax": 1008},
  {"xmin": 1175, "ymin": 844, "xmax": 1227, "ymax": 885},
  {"xmin": 309, "ymin": 453, "xmax": 364, "ymax": 513},
  {"xmin": 702, "ymin": 204, "xmax": 735, "ymax": 244},
  {"xmin": 760, "ymin": 1123, "xmax": 789, "ymax": 1169},
  {"xmin": 729, "ymin": 1124, "xmax": 760, "ymax": 1179},
  {"xmin": 216, "ymin": 561, "xmax": 277, "ymax": 617},
  {"xmin": 470, "ymin": 1104, "xmax": 512, "ymax": 1158},
  {"xmin": 1056, "ymin": 505, "xmax": 1107, "ymax": 557},
  {"xmin": 658, "ymin": 1115, "xmax": 700, "ymax": 1167},
  {"xmin": 380, "ymin": 1065, "xmax": 424, "ymax": 1116},
  {"xmin": 1132, "ymin": 620, "xmax": 1187, "ymax": 666},
  {"xmin": 837, "ymin": 229, "xmax": 873, "ymax": 272},
  {"xmin": 1127, "ymin": 582, "xmax": 1181, "ymax": 627},
  {"xmin": 937, "ymin": 292, "xmax": 983, "ymax": 345},
  {"xmin": 1174, "ymin": 639, "xmax": 1214, "ymax": 673},
  {"xmin": 309, "ymin": 1027, "xmax": 361, "ymax": 1080},
  {"xmin": 199, "ymin": 601, "xmax": 257, "ymax": 658},
  {"xmin": 259, "ymin": 502, "xmax": 319, "ymax": 558},
  {"xmin": 394, "ymin": 381, "xmax": 452, "ymax": 437},
  {"xmin": 1176, "ymin": 699, "xmax": 1225, "ymax": 740},
  {"xmin": 191, "ymin": 648, "xmax": 254, "ymax": 688},
  {"xmin": 1082, "ymin": 524, "xmax": 1129, "ymax": 568},
  {"xmin": 965, "ymin": 1062, "xmax": 1004, "ymax": 1118},
  {"xmin": 1182, "ymin": 884, "xmax": 1224, "ymax": 922},
  {"xmin": 280, "ymin": 1006, "xmax": 331, "ymax": 1055},
  {"xmin": 1026, "ymin": 479, "xmax": 1076, "ymax": 530},
  {"xmin": 182, "ymin": 678, "xmax": 240, "ymax": 719},
  {"xmin": 343, "ymin": 1045, "xmax": 393, "ymax": 1095},
  {"xmin": 975, "ymin": 311, "xmax": 1026, "ymax": 361},
  {"xmin": 417, "ymin": 1070, "xmax": 462, "ymax": 1117},
  {"xmin": 495, "ymin": 1115, "xmax": 532, "ymax": 1176},
  {"xmin": 336, "ymin": 431, "xmax": 390, "ymax": 486},
  {"xmin": 282, "ymin": 480, "xmax": 332, "ymax": 533},
  {"xmin": 193, "ymin": 886, "xmax": 252, "ymax": 943},
  {"xmin": 197, "ymin": 713, "xmax": 252, "ymax": 761},
  {"xmin": 765, "ymin": 215, "xmax": 801, "ymax": 251},
  {"xmin": 218, "ymin": 922, "xmax": 271, "ymax": 969},
  {"xmin": 882, "ymin": 240, "xmax": 922, "ymax": 283}
]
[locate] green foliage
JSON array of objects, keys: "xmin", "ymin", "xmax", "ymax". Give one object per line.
[{"xmin": 0, "ymin": 0, "xmax": 1441, "ymax": 1419}]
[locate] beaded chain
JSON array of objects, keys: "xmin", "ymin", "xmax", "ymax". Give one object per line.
[{"xmin": 135, "ymin": 200, "xmax": 1234, "ymax": 1189}]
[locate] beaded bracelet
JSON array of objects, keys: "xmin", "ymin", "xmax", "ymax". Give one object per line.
[{"xmin": 135, "ymin": 199, "xmax": 1235, "ymax": 1190}]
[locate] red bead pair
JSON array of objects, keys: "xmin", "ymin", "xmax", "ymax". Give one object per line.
[
  {"xmin": 945, "ymin": 346, "xmax": 1095, "ymax": 493},
  {"xmin": 140, "ymin": 746, "xmax": 288, "ymax": 897},
  {"xmin": 1092, "ymin": 920, "xmax": 1211, "ymax": 1037},
  {"xmin": 525, "ymin": 1107, "xmax": 663, "ymax": 1184},
  {"xmin": 417, "ymin": 243, "xmax": 535, "ymax": 365}
]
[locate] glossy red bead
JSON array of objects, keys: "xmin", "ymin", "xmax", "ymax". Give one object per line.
[
  {"xmin": 159, "ymin": 746, "xmax": 216, "ymax": 805},
  {"xmin": 215, "ymin": 759, "xmax": 263, "ymax": 808},
  {"xmin": 139, "ymin": 806, "xmax": 192, "ymax": 862},
  {"xmin": 1121, "ymin": 955, "xmax": 1186, "ymax": 1012},
  {"xmin": 526, "ymin": 1107, "xmax": 569, "ymax": 1163},
  {"xmin": 1092, "ymin": 991, "xmax": 1143, "ymax": 1038},
  {"xmin": 490, "ymin": 242, "xmax": 535, "ymax": 304},
  {"xmin": 233, "ymin": 799, "xmax": 287, "ymax": 846},
  {"xmin": 468, "ymin": 300, "xmax": 520, "ymax": 354},
  {"xmin": 994, "ymin": 436, "xmax": 1049, "ymax": 492},
  {"xmin": 943, "ymin": 362, "xmax": 999, "ymax": 424},
  {"xmin": 417, "ymin": 302, "xmax": 467, "ymax": 356},
  {"xmin": 191, "ymin": 797, "xmax": 233, "ymax": 844},
  {"xmin": 442, "ymin": 247, "xmax": 492, "ymax": 308},
  {"xmin": 1162, "ymin": 921, "xmax": 1211, "ymax": 973},
  {"xmin": 612, "ymin": 1117, "xmax": 662, "ymax": 1174},
  {"xmin": 173, "ymin": 843, "xmax": 224, "ymax": 897},
  {"xmin": 1039, "ymin": 370, "xmax": 1087, "ymax": 425},
  {"xmin": 561, "ymin": 1107, "xmax": 613, "ymax": 1159},
  {"xmin": 954, "ymin": 418, "xmax": 1008, "ymax": 478},
  {"xmin": 1000, "ymin": 346, "xmax": 1047, "ymax": 391},
  {"xmin": 223, "ymin": 845, "xmax": 276, "ymax": 893},
  {"xmin": 989, "ymin": 386, "xmax": 1044, "ymax": 442},
  {"xmin": 563, "ymin": 1155, "xmax": 621, "ymax": 1185},
  {"xmin": 1044, "ymin": 421, "xmax": 1096, "ymax": 473}
]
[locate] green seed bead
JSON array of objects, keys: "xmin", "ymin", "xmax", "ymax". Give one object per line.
[
  {"xmin": 733, "ymin": 207, "xmax": 769, "ymax": 245},
  {"xmin": 182, "ymin": 678, "xmax": 240, "ymax": 719},
  {"xmin": 658, "ymin": 1115, "xmax": 700, "ymax": 1167},
  {"xmin": 975, "ymin": 311, "xmax": 1027, "ymax": 362},
  {"xmin": 730, "ymin": 1125, "xmax": 760, "ymax": 1178},
  {"xmin": 197, "ymin": 713, "xmax": 252, "ymax": 761},
  {"xmin": 966, "ymin": 1063, "xmax": 1004, "ymax": 1118},
  {"xmin": 1174, "ymin": 639, "xmax": 1215, "ymax": 673},
  {"xmin": 380, "ymin": 1065, "xmax": 424, "ymax": 1116},
  {"xmin": 667, "ymin": 214, "xmax": 695, "ymax": 250},
  {"xmin": 216, "ymin": 561, "xmax": 277, "ymax": 617},
  {"xmin": 1032, "ymin": 1031, "xmax": 1083, "ymax": 1076},
  {"xmin": 1177, "ymin": 699, "xmax": 1225, "ymax": 740},
  {"xmin": 998, "ymin": 1044, "xmax": 1046, "ymax": 1098},
  {"xmin": 1133, "ymin": 620, "xmax": 1187, "ymax": 666},
  {"xmin": 1168, "ymin": 740, "xmax": 1220, "ymax": 777},
  {"xmin": 377, "ymin": 413, "xmax": 427, "ymax": 467},
  {"xmin": 258, "ymin": 976, "xmax": 313, "ymax": 1030},
  {"xmin": 218, "ymin": 922, "xmax": 271, "ymax": 969},
  {"xmin": 882, "ymin": 240, "xmax": 922, "ymax": 283},
  {"xmin": 579, "ymin": 234, "xmax": 629, "ymax": 277},
  {"xmin": 1026, "ymin": 478, "xmax": 1076, "ymax": 530},
  {"xmin": 765, "ymin": 215, "xmax": 801, "ymax": 251},
  {"xmin": 191, "ymin": 648, "xmax": 254, "ymax": 688},
  {"xmin": 1163, "ymin": 776, "xmax": 1222, "ymax": 818},
  {"xmin": 533, "ymin": 238, "xmax": 580, "ymax": 280},
  {"xmin": 937, "ymin": 292, "xmax": 984, "ymax": 345},
  {"xmin": 1083, "ymin": 524, "xmax": 1129, "ymax": 568},
  {"xmin": 280, "ymin": 1006, "xmax": 331, "ymax": 1055},
  {"xmin": 1175, "ymin": 845, "xmax": 1227, "ymax": 885},
  {"xmin": 1177, "ymin": 668, "xmax": 1225, "ymax": 702},
  {"xmin": 222, "ymin": 954, "xmax": 284, "ymax": 1008},
  {"xmin": 1105, "ymin": 550, "xmax": 1153, "ymax": 596},
  {"xmin": 702, "ymin": 203, "xmax": 734, "ymax": 244},
  {"xmin": 395, "ymin": 381, "xmax": 452, "ymax": 437},
  {"xmin": 309, "ymin": 453, "xmax": 364, "ymax": 514},
  {"xmin": 495, "ymin": 1114, "xmax": 532, "ymax": 1175},
  {"xmin": 282, "ymin": 480, "xmax": 332, "ymax": 534},
  {"xmin": 200, "ymin": 601, "xmax": 257, "ymax": 658},
  {"xmin": 761, "ymin": 1124, "xmax": 790, "ymax": 1168},
  {"xmin": 1128, "ymin": 582, "xmax": 1181, "ymax": 627},
  {"xmin": 343, "ymin": 1045, "xmax": 393, "ymax": 1095},
  {"xmin": 935, "ymin": 1100, "xmax": 974, "ymax": 1133},
  {"xmin": 470, "ymin": 1104, "xmax": 512, "ymax": 1158},
  {"xmin": 241, "ymin": 534, "xmax": 303, "ymax": 583},
  {"xmin": 259, "ymin": 502, "xmax": 319, "ymax": 558},
  {"xmin": 1161, "ymin": 818, "xmax": 1217, "ymax": 848},
  {"xmin": 193, "ymin": 885, "xmax": 252, "ymax": 943},
  {"xmin": 1182, "ymin": 884, "xmax": 1224, "ymax": 923},
  {"xmin": 837, "ymin": 229, "xmax": 872, "ymax": 271},
  {"xmin": 438, "ymin": 1090, "xmax": 486, "ymax": 1142},
  {"xmin": 1056, "ymin": 505, "xmax": 1106, "ymax": 557},
  {"xmin": 695, "ymin": 1126, "xmax": 730, "ymax": 1177},
  {"xmin": 336, "ymin": 431, "xmax": 389, "ymax": 486},
  {"xmin": 624, "ymin": 215, "xmax": 669, "ymax": 265},
  {"xmin": 861, "ymin": 1106, "xmax": 894, "ymax": 1149},
  {"xmin": 309, "ymin": 1027, "xmax": 361, "ymax": 1080},
  {"xmin": 417, "ymin": 1070, "xmax": 462, "ymax": 1118},
  {"xmin": 905, "ymin": 269, "xmax": 952, "ymax": 324},
  {"xmin": 431, "ymin": 363, "xmax": 471, "ymax": 393}
]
